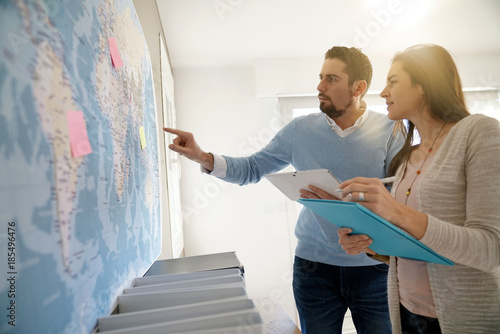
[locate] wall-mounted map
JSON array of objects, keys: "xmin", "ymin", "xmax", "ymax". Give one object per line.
[{"xmin": 0, "ymin": 0, "xmax": 160, "ymax": 332}]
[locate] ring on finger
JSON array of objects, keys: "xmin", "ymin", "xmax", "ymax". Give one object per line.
[{"xmin": 359, "ymin": 191, "xmax": 365, "ymax": 202}]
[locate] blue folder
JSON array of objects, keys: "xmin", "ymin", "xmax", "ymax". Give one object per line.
[{"xmin": 299, "ymin": 199, "xmax": 454, "ymax": 265}]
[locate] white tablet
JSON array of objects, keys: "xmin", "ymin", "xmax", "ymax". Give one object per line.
[{"xmin": 265, "ymin": 169, "xmax": 342, "ymax": 201}]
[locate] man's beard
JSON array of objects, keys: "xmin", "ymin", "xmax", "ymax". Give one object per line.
[{"xmin": 319, "ymin": 95, "xmax": 354, "ymax": 119}]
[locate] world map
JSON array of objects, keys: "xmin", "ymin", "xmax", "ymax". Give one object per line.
[{"xmin": 0, "ymin": 0, "xmax": 160, "ymax": 333}]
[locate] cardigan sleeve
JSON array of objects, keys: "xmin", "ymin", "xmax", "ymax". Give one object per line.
[{"xmin": 420, "ymin": 116, "xmax": 500, "ymax": 272}]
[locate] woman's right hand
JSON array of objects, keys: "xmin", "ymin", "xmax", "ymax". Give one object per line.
[{"xmin": 337, "ymin": 227, "xmax": 373, "ymax": 255}]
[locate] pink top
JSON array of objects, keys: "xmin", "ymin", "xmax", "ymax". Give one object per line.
[{"xmin": 395, "ymin": 154, "xmax": 437, "ymax": 318}]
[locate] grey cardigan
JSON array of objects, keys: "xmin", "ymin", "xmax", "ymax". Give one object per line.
[{"xmin": 388, "ymin": 114, "xmax": 500, "ymax": 333}]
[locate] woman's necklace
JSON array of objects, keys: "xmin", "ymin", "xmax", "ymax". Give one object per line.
[{"xmin": 404, "ymin": 122, "xmax": 446, "ymax": 205}]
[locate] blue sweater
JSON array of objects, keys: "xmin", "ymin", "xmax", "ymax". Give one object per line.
[{"xmin": 221, "ymin": 111, "xmax": 404, "ymax": 266}]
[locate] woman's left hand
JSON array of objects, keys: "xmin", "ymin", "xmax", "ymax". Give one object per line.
[{"xmin": 337, "ymin": 227, "xmax": 373, "ymax": 255}]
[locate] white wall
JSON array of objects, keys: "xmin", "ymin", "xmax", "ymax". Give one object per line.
[
  {"xmin": 252, "ymin": 52, "xmax": 500, "ymax": 96},
  {"xmin": 174, "ymin": 66, "xmax": 298, "ymax": 317},
  {"xmin": 173, "ymin": 52, "xmax": 500, "ymax": 322}
]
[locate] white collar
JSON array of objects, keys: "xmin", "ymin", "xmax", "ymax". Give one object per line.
[{"xmin": 326, "ymin": 101, "xmax": 369, "ymax": 138}]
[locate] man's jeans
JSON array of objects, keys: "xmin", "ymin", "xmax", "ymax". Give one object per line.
[{"xmin": 293, "ymin": 256, "xmax": 392, "ymax": 334}]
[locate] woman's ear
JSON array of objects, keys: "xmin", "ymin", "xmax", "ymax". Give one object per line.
[{"xmin": 353, "ymin": 80, "xmax": 367, "ymax": 97}]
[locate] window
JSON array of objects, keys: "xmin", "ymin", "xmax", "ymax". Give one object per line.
[
  {"xmin": 280, "ymin": 88, "xmax": 500, "ymax": 143},
  {"xmin": 465, "ymin": 88, "xmax": 500, "ymax": 119}
]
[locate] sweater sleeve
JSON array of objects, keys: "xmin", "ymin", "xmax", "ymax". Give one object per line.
[
  {"xmin": 420, "ymin": 116, "xmax": 500, "ymax": 272},
  {"xmin": 220, "ymin": 119, "xmax": 294, "ymax": 185}
]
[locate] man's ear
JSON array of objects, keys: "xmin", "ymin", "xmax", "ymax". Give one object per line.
[{"xmin": 352, "ymin": 80, "xmax": 367, "ymax": 97}]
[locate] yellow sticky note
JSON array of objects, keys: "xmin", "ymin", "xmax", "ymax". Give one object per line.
[{"xmin": 139, "ymin": 126, "xmax": 146, "ymax": 149}]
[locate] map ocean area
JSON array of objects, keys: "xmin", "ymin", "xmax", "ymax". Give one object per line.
[{"xmin": 0, "ymin": 0, "xmax": 160, "ymax": 333}]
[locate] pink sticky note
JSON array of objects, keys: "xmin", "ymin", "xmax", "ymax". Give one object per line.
[
  {"xmin": 108, "ymin": 37, "xmax": 124, "ymax": 68},
  {"xmin": 67, "ymin": 111, "xmax": 92, "ymax": 157}
]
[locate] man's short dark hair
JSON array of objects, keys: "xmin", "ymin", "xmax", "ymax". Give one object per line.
[{"xmin": 324, "ymin": 46, "xmax": 373, "ymax": 98}]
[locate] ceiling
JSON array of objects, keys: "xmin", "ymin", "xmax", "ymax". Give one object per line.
[{"xmin": 156, "ymin": 0, "xmax": 500, "ymax": 70}]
